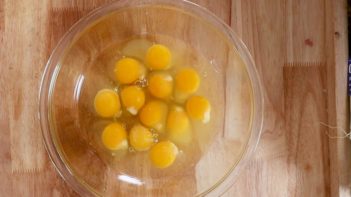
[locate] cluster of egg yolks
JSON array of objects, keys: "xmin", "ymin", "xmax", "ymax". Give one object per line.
[
  {"xmin": 93, "ymin": 42, "xmax": 213, "ymax": 169},
  {"xmin": 145, "ymin": 44, "xmax": 172, "ymax": 70},
  {"xmin": 94, "ymin": 89, "xmax": 121, "ymax": 118},
  {"xmin": 167, "ymin": 107, "xmax": 192, "ymax": 144},
  {"xmin": 129, "ymin": 125, "xmax": 154, "ymax": 151},
  {"xmin": 101, "ymin": 122, "xmax": 128, "ymax": 151},
  {"xmin": 149, "ymin": 141, "xmax": 178, "ymax": 168},
  {"xmin": 114, "ymin": 57, "xmax": 144, "ymax": 84},
  {"xmin": 186, "ymin": 96, "xmax": 211, "ymax": 123},
  {"xmin": 139, "ymin": 101, "xmax": 168, "ymax": 132},
  {"xmin": 120, "ymin": 86, "xmax": 145, "ymax": 115},
  {"xmin": 148, "ymin": 73, "xmax": 173, "ymax": 99}
]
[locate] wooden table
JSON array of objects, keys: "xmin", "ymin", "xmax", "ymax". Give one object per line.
[{"xmin": 0, "ymin": 0, "xmax": 349, "ymax": 196}]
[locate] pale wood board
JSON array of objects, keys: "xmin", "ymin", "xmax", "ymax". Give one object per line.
[{"xmin": 0, "ymin": 0, "xmax": 349, "ymax": 196}]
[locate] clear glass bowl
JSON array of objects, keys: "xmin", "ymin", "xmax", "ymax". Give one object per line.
[{"xmin": 39, "ymin": 0, "xmax": 263, "ymax": 196}]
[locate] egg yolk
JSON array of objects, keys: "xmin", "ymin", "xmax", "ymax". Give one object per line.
[
  {"xmin": 114, "ymin": 57, "xmax": 144, "ymax": 84},
  {"xmin": 175, "ymin": 68, "xmax": 200, "ymax": 94},
  {"xmin": 186, "ymin": 96, "xmax": 211, "ymax": 123},
  {"xmin": 120, "ymin": 86, "xmax": 145, "ymax": 115},
  {"xmin": 94, "ymin": 89, "xmax": 121, "ymax": 118},
  {"xmin": 148, "ymin": 73, "xmax": 173, "ymax": 99},
  {"xmin": 145, "ymin": 44, "xmax": 172, "ymax": 70},
  {"xmin": 129, "ymin": 125, "xmax": 154, "ymax": 151},
  {"xmin": 101, "ymin": 122, "xmax": 128, "ymax": 151},
  {"xmin": 167, "ymin": 106, "xmax": 192, "ymax": 144},
  {"xmin": 149, "ymin": 141, "xmax": 178, "ymax": 168},
  {"xmin": 139, "ymin": 100, "xmax": 168, "ymax": 131}
]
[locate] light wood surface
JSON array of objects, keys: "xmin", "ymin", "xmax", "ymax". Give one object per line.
[{"xmin": 0, "ymin": 0, "xmax": 349, "ymax": 196}]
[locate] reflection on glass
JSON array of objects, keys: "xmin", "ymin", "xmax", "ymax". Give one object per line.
[{"xmin": 118, "ymin": 174, "xmax": 144, "ymax": 186}]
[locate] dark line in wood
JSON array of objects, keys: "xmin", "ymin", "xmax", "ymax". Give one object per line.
[
  {"xmin": 228, "ymin": 0, "xmax": 232, "ymax": 26},
  {"xmin": 283, "ymin": 62, "xmax": 325, "ymax": 67},
  {"xmin": 0, "ymin": 0, "xmax": 4, "ymax": 35}
]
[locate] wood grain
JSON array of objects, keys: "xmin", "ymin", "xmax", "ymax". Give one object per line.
[
  {"xmin": 286, "ymin": 0, "xmax": 326, "ymax": 63},
  {"xmin": 226, "ymin": 0, "xmax": 349, "ymax": 197},
  {"xmin": 228, "ymin": 1, "xmax": 289, "ymax": 196},
  {"xmin": 284, "ymin": 64, "xmax": 330, "ymax": 197},
  {"xmin": 0, "ymin": 0, "xmax": 349, "ymax": 196},
  {"xmin": 47, "ymin": 8, "xmax": 86, "ymax": 54},
  {"xmin": 3, "ymin": 0, "xmax": 49, "ymax": 173},
  {"xmin": 334, "ymin": 1, "xmax": 351, "ymax": 196},
  {"xmin": 0, "ymin": 0, "xmax": 3, "ymax": 33}
]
